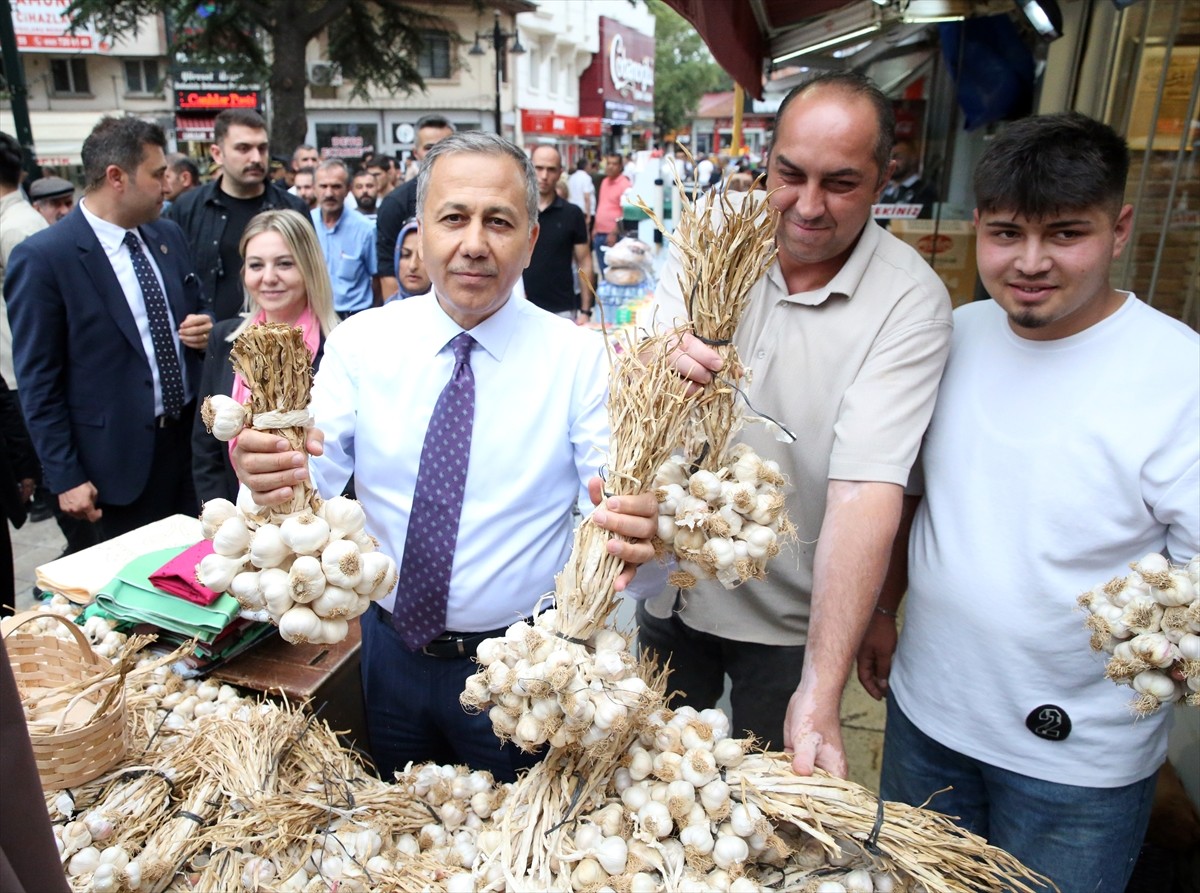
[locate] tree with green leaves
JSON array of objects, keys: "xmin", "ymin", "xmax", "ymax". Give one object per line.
[
  {"xmin": 64, "ymin": 0, "xmax": 453, "ymax": 154},
  {"xmin": 647, "ymin": 0, "xmax": 729, "ymax": 143}
]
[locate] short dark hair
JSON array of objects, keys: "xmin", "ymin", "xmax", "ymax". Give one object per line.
[
  {"xmin": 771, "ymin": 71, "xmax": 895, "ymax": 183},
  {"xmin": 167, "ymin": 152, "xmax": 201, "ymax": 183},
  {"xmin": 974, "ymin": 112, "xmax": 1129, "ymax": 219},
  {"xmin": 415, "ymin": 114, "xmax": 454, "ymax": 133},
  {"xmin": 81, "ymin": 117, "xmax": 167, "ymax": 190},
  {"xmin": 365, "ymin": 157, "xmax": 387, "ymax": 173},
  {"xmin": 214, "ymin": 109, "xmax": 268, "ymax": 144},
  {"xmin": 352, "ymin": 169, "xmax": 374, "ymax": 184},
  {"xmin": 0, "ymin": 131, "xmax": 23, "ymax": 187}
]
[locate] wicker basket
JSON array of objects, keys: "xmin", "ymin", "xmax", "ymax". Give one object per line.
[{"xmin": 3, "ymin": 611, "xmax": 127, "ymax": 790}]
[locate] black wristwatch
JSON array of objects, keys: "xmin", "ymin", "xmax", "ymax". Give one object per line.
[{"xmin": 580, "ymin": 307, "xmax": 593, "ymax": 317}]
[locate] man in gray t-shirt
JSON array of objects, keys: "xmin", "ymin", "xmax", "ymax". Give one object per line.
[{"xmin": 640, "ymin": 72, "xmax": 951, "ymax": 777}]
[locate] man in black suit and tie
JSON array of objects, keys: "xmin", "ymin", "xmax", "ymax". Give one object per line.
[{"xmin": 5, "ymin": 117, "xmax": 212, "ymax": 540}]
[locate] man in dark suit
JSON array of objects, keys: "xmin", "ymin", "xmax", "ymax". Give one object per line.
[{"xmin": 5, "ymin": 117, "xmax": 212, "ymax": 540}]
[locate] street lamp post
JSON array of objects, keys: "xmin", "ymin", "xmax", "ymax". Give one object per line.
[{"xmin": 469, "ymin": 10, "xmax": 525, "ymax": 136}]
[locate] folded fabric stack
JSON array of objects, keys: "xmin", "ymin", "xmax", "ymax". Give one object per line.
[{"xmin": 36, "ymin": 515, "xmax": 275, "ymax": 674}]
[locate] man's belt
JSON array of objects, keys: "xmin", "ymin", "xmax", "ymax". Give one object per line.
[{"xmin": 374, "ymin": 603, "xmax": 523, "ymax": 660}]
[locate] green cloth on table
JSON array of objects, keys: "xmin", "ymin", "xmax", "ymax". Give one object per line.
[{"xmin": 93, "ymin": 546, "xmax": 240, "ymax": 644}]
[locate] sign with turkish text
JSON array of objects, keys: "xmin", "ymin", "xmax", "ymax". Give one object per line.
[
  {"xmin": 872, "ymin": 203, "xmax": 924, "ymax": 219},
  {"xmin": 176, "ymin": 90, "xmax": 260, "ymax": 110},
  {"xmin": 12, "ymin": 0, "xmax": 112, "ymax": 53}
]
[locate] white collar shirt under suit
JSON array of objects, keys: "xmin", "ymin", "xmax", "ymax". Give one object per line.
[{"xmin": 309, "ymin": 291, "xmax": 610, "ymax": 632}]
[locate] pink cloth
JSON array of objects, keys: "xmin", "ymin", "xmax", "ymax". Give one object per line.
[
  {"xmin": 149, "ymin": 539, "xmax": 221, "ymax": 605},
  {"xmin": 228, "ymin": 306, "xmax": 321, "ymax": 461}
]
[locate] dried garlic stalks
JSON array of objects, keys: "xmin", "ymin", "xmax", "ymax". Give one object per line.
[
  {"xmin": 636, "ymin": 165, "xmax": 795, "ymax": 589},
  {"xmin": 462, "ymin": 333, "xmax": 694, "ymax": 753}
]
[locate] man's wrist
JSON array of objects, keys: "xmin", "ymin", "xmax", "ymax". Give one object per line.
[{"xmin": 579, "ymin": 307, "xmax": 593, "ymax": 318}]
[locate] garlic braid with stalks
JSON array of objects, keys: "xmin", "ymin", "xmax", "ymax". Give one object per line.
[
  {"xmin": 1079, "ymin": 552, "xmax": 1200, "ymax": 713},
  {"xmin": 653, "ymin": 443, "xmax": 795, "ymax": 590}
]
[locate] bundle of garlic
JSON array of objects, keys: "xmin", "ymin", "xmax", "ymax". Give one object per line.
[
  {"xmin": 460, "ymin": 612, "xmax": 657, "ymax": 754},
  {"xmin": 196, "ymin": 492, "xmax": 396, "ymax": 645},
  {"xmin": 196, "ymin": 324, "xmax": 398, "ymax": 645},
  {"xmin": 1079, "ymin": 552, "xmax": 1200, "ymax": 714},
  {"xmin": 653, "ymin": 443, "xmax": 795, "ymax": 590}
]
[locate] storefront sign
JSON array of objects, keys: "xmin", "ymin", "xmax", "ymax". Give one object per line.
[
  {"xmin": 176, "ymin": 90, "xmax": 260, "ymax": 110},
  {"xmin": 609, "ymin": 33, "xmax": 654, "ymax": 103},
  {"xmin": 12, "ymin": 0, "xmax": 112, "ymax": 53},
  {"xmin": 315, "ymin": 125, "xmax": 377, "ymax": 160},
  {"xmin": 520, "ymin": 111, "xmax": 606, "ymax": 138},
  {"xmin": 579, "ymin": 18, "xmax": 655, "ymax": 128}
]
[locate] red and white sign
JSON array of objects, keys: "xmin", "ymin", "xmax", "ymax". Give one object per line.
[
  {"xmin": 521, "ymin": 110, "xmax": 605, "ymax": 138},
  {"xmin": 12, "ymin": 0, "xmax": 112, "ymax": 54},
  {"xmin": 580, "ymin": 18, "xmax": 655, "ymax": 124},
  {"xmin": 176, "ymin": 90, "xmax": 260, "ymax": 111}
]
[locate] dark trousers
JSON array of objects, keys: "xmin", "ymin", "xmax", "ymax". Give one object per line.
[
  {"xmin": 95, "ymin": 415, "xmax": 198, "ymax": 542},
  {"xmin": 360, "ymin": 604, "xmax": 542, "ymax": 782},
  {"xmin": 636, "ymin": 600, "xmax": 806, "ymax": 751}
]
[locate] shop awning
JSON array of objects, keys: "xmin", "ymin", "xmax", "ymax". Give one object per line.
[
  {"xmin": 0, "ymin": 109, "xmax": 117, "ymax": 166},
  {"xmin": 660, "ymin": 0, "xmax": 856, "ymax": 100},
  {"xmin": 175, "ymin": 115, "xmax": 216, "ymax": 142}
]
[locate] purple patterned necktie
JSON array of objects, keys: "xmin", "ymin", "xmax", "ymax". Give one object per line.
[
  {"xmin": 393, "ymin": 332, "xmax": 476, "ymax": 648},
  {"xmin": 124, "ymin": 232, "xmax": 185, "ymax": 417}
]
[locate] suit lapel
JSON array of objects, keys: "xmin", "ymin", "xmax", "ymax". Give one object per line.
[{"xmin": 71, "ymin": 214, "xmax": 146, "ymax": 359}]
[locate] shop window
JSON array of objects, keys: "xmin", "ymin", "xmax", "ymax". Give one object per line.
[
  {"xmin": 418, "ymin": 31, "xmax": 452, "ymax": 80},
  {"xmin": 124, "ymin": 59, "xmax": 159, "ymax": 95},
  {"xmin": 50, "ymin": 58, "xmax": 89, "ymax": 95}
]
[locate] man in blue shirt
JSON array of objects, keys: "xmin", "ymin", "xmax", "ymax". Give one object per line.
[{"xmin": 312, "ymin": 159, "xmax": 377, "ymax": 317}]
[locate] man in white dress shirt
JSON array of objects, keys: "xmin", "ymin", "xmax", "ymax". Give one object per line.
[{"xmin": 234, "ymin": 132, "xmax": 658, "ymax": 780}]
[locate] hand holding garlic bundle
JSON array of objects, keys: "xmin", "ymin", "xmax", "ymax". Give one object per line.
[
  {"xmin": 1079, "ymin": 552, "xmax": 1200, "ymax": 714},
  {"xmin": 196, "ymin": 324, "xmax": 398, "ymax": 645},
  {"xmin": 653, "ymin": 444, "xmax": 795, "ymax": 590}
]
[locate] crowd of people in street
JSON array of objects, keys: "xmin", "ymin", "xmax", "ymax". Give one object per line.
[{"xmin": 0, "ymin": 67, "xmax": 1196, "ymax": 893}]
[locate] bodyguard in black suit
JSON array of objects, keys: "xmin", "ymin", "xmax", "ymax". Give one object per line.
[{"xmin": 5, "ymin": 117, "xmax": 213, "ymax": 541}]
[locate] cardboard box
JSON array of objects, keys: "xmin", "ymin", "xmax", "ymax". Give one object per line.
[{"xmin": 890, "ymin": 219, "xmax": 978, "ymax": 307}]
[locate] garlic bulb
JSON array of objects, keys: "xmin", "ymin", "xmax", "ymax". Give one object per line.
[
  {"xmin": 212, "ymin": 515, "xmax": 252, "ymax": 557},
  {"xmin": 320, "ymin": 496, "xmax": 366, "ymax": 539},
  {"xmin": 197, "ymin": 552, "xmax": 244, "ymax": 594},
  {"xmin": 200, "ymin": 498, "xmax": 238, "ymax": 538},
  {"xmin": 279, "ymin": 512, "xmax": 331, "ymax": 555},
  {"xmin": 201, "ymin": 393, "xmax": 248, "ymax": 441}
]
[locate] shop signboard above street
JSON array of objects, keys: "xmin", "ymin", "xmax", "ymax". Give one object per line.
[
  {"xmin": 11, "ymin": 0, "xmax": 112, "ymax": 53},
  {"xmin": 520, "ymin": 110, "xmax": 604, "ymax": 138},
  {"xmin": 580, "ymin": 17, "xmax": 655, "ymax": 129},
  {"xmin": 172, "ymin": 68, "xmax": 262, "ymax": 112}
]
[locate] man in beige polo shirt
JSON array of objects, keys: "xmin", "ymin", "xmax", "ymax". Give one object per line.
[{"xmin": 639, "ymin": 71, "xmax": 952, "ymax": 777}]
